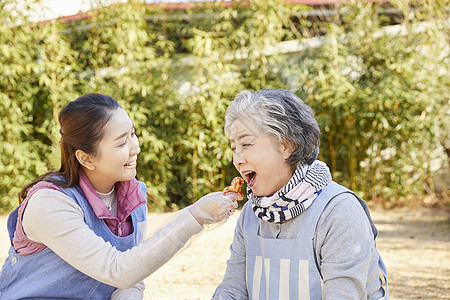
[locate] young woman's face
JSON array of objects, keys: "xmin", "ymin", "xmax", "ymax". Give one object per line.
[
  {"xmin": 229, "ymin": 118, "xmax": 294, "ymax": 197},
  {"xmin": 87, "ymin": 108, "xmax": 140, "ymax": 193}
]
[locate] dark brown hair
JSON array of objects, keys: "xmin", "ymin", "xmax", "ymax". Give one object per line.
[{"xmin": 18, "ymin": 93, "xmax": 121, "ymax": 203}]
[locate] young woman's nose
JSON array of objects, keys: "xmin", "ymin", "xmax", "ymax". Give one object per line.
[{"xmin": 130, "ymin": 138, "xmax": 141, "ymax": 156}]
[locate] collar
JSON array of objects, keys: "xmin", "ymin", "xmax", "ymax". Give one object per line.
[{"xmin": 78, "ymin": 169, "xmax": 146, "ymax": 222}]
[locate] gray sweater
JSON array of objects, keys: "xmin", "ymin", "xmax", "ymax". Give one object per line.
[
  {"xmin": 22, "ymin": 189, "xmax": 203, "ymax": 299},
  {"xmin": 213, "ymin": 192, "xmax": 386, "ymax": 299}
]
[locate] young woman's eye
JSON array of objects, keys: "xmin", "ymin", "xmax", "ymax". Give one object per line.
[{"xmin": 131, "ymin": 130, "xmax": 137, "ymax": 137}]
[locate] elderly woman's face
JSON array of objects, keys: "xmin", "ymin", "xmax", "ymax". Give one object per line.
[{"xmin": 229, "ymin": 118, "xmax": 294, "ymax": 197}]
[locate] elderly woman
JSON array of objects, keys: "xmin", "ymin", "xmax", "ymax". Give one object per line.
[{"xmin": 212, "ymin": 89, "xmax": 388, "ymax": 299}]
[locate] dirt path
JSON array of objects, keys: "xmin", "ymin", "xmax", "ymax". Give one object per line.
[{"xmin": 1, "ymin": 206, "xmax": 449, "ymax": 299}]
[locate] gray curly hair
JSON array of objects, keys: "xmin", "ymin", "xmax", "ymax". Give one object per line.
[{"xmin": 224, "ymin": 89, "xmax": 321, "ymax": 169}]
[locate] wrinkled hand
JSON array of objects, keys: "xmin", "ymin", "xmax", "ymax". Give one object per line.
[{"xmin": 188, "ymin": 192, "xmax": 240, "ymax": 226}]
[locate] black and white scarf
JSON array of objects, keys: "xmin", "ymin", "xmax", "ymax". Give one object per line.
[{"xmin": 248, "ymin": 160, "xmax": 332, "ymax": 223}]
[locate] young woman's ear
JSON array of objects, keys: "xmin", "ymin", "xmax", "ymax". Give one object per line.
[{"xmin": 75, "ymin": 150, "xmax": 96, "ymax": 170}]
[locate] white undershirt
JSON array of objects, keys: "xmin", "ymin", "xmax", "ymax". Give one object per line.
[{"xmin": 97, "ymin": 186, "xmax": 117, "ymax": 217}]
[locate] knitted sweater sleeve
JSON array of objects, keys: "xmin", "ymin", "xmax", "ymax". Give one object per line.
[
  {"xmin": 22, "ymin": 189, "xmax": 203, "ymax": 289},
  {"xmin": 110, "ymin": 281, "xmax": 145, "ymax": 299},
  {"xmin": 212, "ymin": 202, "xmax": 249, "ymax": 300},
  {"xmin": 315, "ymin": 193, "xmax": 381, "ymax": 299}
]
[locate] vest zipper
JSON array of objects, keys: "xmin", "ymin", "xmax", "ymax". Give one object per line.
[{"xmin": 118, "ymin": 222, "xmax": 122, "ymax": 236}]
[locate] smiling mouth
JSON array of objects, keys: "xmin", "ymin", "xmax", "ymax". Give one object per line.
[{"xmin": 125, "ymin": 161, "xmax": 136, "ymax": 167}]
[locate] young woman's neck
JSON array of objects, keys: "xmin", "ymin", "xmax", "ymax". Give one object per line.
[{"xmin": 82, "ymin": 168, "xmax": 115, "ymax": 193}]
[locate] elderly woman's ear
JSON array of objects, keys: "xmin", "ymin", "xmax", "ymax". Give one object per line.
[{"xmin": 280, "ymin": 140, "xmax": 295, "ymax": 160}]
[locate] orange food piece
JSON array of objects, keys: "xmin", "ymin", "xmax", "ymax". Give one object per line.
[{"xmin": 223, "ymin": 176, "xmax": 244, "ymax": 201}]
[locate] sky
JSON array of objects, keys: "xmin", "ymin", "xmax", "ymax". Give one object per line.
[
  {"xmin": 15, "ymin": 0, "xmax": 198, "ymax": 22},
  {"xmin": 28, "ymin": 0, "xmax": 125, "ymax": 21},
  {"xmin": 0, "ymin": 0, "xmax": 207, "ymax": 25}
]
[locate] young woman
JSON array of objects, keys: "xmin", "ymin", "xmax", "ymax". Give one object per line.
[
  {"xmin": 0, "ymin": 93, "xmax": 239, "ymax": 299},
  {"xmin": 213, "ymin": 89, "xmax": 389, "ymax": 299}
]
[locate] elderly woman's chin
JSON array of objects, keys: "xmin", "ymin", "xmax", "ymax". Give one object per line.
[{"xmin": 251, "ymin": 182, "xmax": 276, "ymax": 198}]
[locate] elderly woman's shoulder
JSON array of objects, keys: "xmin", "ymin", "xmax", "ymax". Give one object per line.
[
  {"xmin": 238, "ymin": 200, "xmax": 254, "ymax": 219},
  {"xmin": 321, "ymin": 191, "xmax": 371, "ymax": 223}
]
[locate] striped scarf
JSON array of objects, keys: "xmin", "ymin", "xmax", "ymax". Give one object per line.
[{"xmin": 248, "ymin": 160, "xmax": 332, "ymax": 223}]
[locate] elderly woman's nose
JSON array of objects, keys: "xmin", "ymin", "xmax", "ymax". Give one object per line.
[{"xmin": 233, "ymin": 151, "xmax": 246, "ymax": 166}]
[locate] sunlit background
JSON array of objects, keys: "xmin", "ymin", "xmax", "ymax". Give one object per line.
[{"xmin": 0, "ymin": 1, "xmax": 448, "ymax": 298}]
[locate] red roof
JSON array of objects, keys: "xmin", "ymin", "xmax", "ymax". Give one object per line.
[{"xmin": 41, "ymin": 0, "xmax": 349, "ymax": 25}]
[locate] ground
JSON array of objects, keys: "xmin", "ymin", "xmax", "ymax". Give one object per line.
[{"xmin": 1, "ymin": 206, "xmax": 449, "ymax": 299}]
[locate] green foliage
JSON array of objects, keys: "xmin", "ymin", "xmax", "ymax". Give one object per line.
[
  {"xmin": 0, "ymin": 0, "xmax": 447, "ymax": 212},
  {"xmin": 291, "ymin": 0, "xmax": 449, "ymax": 200},
  {"xmin": 0, "ymin": 1, "xmax": 79, "ymax": 211}
]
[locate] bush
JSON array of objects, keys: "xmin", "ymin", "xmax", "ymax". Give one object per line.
[
  {"xmin": 290, "ymin": 1, "xmax": 449, "ymax": 201},
  {"xmin": 0, "ymin": 0, "xmax": 447, "ymax": 212}
]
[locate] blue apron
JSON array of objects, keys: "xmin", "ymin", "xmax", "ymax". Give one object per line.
[
  {"xmin": 0, "ymin": 181, "xmax": 147, "ymax": 300},
  {"xmin": 244, "ymin": 181, "xmax": 388, "ymax": 300}
]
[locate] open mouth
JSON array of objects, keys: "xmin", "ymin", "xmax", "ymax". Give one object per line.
[{"xmin": 242, "ymin": 171, "xmax": 256, "ymax": 186}]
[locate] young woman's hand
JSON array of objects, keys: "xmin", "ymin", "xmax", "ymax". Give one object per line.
[{"xmin": 188, "ymin": 192, "xmax": 239, "ymax": 226}]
